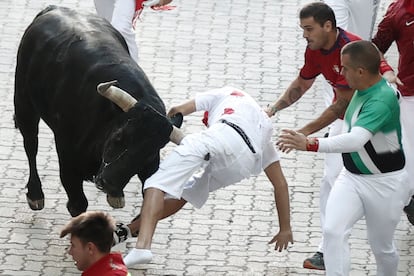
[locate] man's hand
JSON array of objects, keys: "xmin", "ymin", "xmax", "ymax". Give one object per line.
[
  {"xmin": 382, "ymin": 70, "xmax": 403, "ymax": 86},
  {"xmin": 167, "ymin": 100, "xmax": 196, "ymax": 117},
  {"xmin": 268, "ymin": 230, "xmax": 293, "ymax": 252},
  {"xmin": 277, "ymin": 129, "xmax": 307, "ymax": 153},
  {"xmin": 143, "ymin": 0, "xmax": 173, "ymax": 7},
  {"xmin": 264, "ymin": 104, "xmax": 277, "ymax": 117},
  {"xmin": 167, "ymin": 106, "xmax": 181, "ymax": 117}
]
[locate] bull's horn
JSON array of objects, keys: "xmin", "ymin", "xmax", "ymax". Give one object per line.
[
  {"xmin": 97, "ymin": 80, "xmax": 137, "ymax": 112},
  {"xmin": 170, "ymin": 126, "xmax": 185, "ymax": 145}
]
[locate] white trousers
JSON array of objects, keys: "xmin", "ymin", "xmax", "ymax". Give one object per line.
[
  {"xmin": 144, "ymin": 123, "xmax": 261, "ymax": 208},
  {"xmin": 317, "ymin": 118, "xmax": 344, "ymax": 252},
  {"xmin": 400, "ymin": 95, "xmax": 414, "ymax": 198},
  {"xmin": 94, "ymin": 0, "xmax": 139, "ymax": 62},
  {"xmin": 318, "ymin": 0, "xmax": 381, "ymax": 252},
  {"xmin": 324, "ymin": 169, "xmax": 409, "ymax": 276},
  {"xmin": 324, "ymin": 0, "xmax": 380, "ymax": 40}
]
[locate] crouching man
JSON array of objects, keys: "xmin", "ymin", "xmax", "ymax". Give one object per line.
[{"xmin": 114, "ymin": 86, "xmax": 294, "ymax": 267}]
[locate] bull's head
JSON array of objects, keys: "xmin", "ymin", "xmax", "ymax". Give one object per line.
[{"xmin": 94, "ymin": 80, "xmax": 184, "ymax": 208}]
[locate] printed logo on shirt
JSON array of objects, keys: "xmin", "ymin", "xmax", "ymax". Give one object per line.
[
  {"xmin": 406, "ymin": 20, "xmax": 414, "ymax": 26},
  {"xmin": 333, "ymin": 65, "xmax": 340, "ymax": 74},
  {"xmin": 109, "ymin": 258, "xmax": 123, "ymax": 270}
]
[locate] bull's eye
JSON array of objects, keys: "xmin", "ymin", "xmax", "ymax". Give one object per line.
[
  {"xmin": 106, "ymin": 142, "xmax": 126, "ymax": 160},
  {"xmin": 111, "ymin": 135, "xmax": 125, "ymax": 148},
  {"xmin": 102, "ymin": 148, "xmax": 128, "ymax": 165},
  {"xmin": 114, "ymin": 130, "xmax": 123, "ymax": 140},
  {"xmin": 103, "ymin": 131, "xmax": 128, "ymax": 162}
]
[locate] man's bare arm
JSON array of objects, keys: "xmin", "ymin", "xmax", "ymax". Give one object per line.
[
  {"xmin": 266, "ymin": 76, "xmax": 315, "ymax": 117},
  {"xmin": 265, "ymin": 161, "xmax": 293, "ymax": 252},
  {"xmin": 167, "ymin": 99, "xmax": 196, "ymax": 117},
  {"xmin": 297, "ymin": 87, "xmax": 354, "ymax": 136}
]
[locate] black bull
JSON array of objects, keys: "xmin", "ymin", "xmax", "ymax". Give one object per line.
[{"xmin": 14, "ymin": 6, "xmax": 183, "ymax": 217}]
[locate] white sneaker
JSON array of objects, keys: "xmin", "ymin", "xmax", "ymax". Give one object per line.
[{"xmin": 124, "ymin": 248, "xmax": 153, "ymax": 266}]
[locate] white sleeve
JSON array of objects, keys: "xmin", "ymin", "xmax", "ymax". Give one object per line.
[
  {"xmin": 262, "ymin": 140, "xmax": 280, "ymax": 169},
  {"xmin": 318, "ymin": 126, "xmax": 373, "ymax": 153},
  {"xmin": 195, "ymin": 87, "xmax": 229, "ymax": 111}
]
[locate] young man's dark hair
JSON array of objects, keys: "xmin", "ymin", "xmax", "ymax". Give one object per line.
[
  {"xmin": 60, "ymin": 211, "xmax": 115, "ymax": 252},
  {"xmin": 299, "ymin": 2, "xmax": 337, "ymax": 28},
  {"xmin": 61, "ymin": 211, "xmax": 129, "ymax": 275}
]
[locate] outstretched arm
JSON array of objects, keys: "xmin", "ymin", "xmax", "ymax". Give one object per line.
[
  {"xmin": 265, "ymin": 161, "xmax": 293, "ymax": 252},
  {"xmin": 167, "ymin": 99, "xmax": 196, "ymax": 117},
  {"xmin": 266, "ymin": 76, "xmax": 315, "ymax": 117},
  {"xmin": 297, "ymin": 87, "xmax": 354, "ymax": 136},
  {"xmin": 143, "ymin": 0, "xmax": 173, "ymax": 7},
  {"xmin": 277, "ymin": 127, "xmax": 373, "ymax": 153}
]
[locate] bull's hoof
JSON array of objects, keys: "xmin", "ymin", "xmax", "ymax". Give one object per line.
[
  {"xmin": 26, "ymin": 195, "xmax": 45, "ymax": 211},
  {"xmin": 67, "ymin": 200, "xmax": 88, "ymax": 217},
  {"xmin": 107, "ymin": 195, "xmax": 125, "ymax": 208},
  {"xmin": 67, "ymin": 206, "xmax": 86, "ymax": 217}
]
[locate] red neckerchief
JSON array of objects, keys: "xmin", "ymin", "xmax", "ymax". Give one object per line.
[{"xmin": 133, "ymin": 0, "xmax": 176, "ymax": 29}]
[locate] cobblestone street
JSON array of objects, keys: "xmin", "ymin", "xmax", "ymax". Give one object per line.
[{"xmin": 0, "ymin": 0, "xmax": 413, "ymax": 275}]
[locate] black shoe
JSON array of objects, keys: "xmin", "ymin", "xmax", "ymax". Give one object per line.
[
  {"xmin": 404, "ymin": 197, "xmax": 414, "ymax": 226},
  {"xmin": 303, "ymin": 251, "xmax": 325, "ymax": 270},
  {"xmin": 113, "ymin": 223, "xmax": 132, "ymax": 246}
]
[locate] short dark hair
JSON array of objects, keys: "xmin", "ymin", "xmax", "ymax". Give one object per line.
[
  {"xmin": 341, "ymin": 40, "xmax": 381, "ymax": 74},
  {"xmin": 299, "ymin": 2, "xmax": 337, "ymax": 29},
  {"xmin": 60, "ymin": 211, "xmax": 115, "ymax": 253}
]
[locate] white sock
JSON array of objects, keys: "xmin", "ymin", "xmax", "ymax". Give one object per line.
[{"xmin": 123, "ymin": 248, "xmax": 153, "ymax": 267}]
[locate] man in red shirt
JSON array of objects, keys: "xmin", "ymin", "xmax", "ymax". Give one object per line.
[
  {"xmin": 266, "ymin": 2, "xmax": 395, "ymax": 271},
  {"xmin": 372, "ymin": 0, "xmax": 414, "ymax": 226},
  {"xmin": 60, "ymin": 211, "xmax": 130, "ymax": 276}
]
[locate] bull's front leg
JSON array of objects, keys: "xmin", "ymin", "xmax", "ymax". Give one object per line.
[
  {"xmin": 55, "ymin": 142, "xmax": 88, "ymax": 217},
  {"xmin": 59, "ymin": 165, "xmax": 88, "ymax": 217}
]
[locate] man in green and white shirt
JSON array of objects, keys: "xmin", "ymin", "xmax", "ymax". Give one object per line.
[
  {"xmin": 342, "ymin": 75, "xmax": 404, "ymax": 175},
  {"xmin": 278, "ymin": 40, "xmax": 409, "ymax": 276}
]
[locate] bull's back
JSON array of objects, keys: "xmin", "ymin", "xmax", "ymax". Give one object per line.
[
  {"xmin": 15, "ymin": 6, "xmax": 134, "ymax": 125},
  {"xmin": 18, "ymin": 6, "xmax": 130, "ymax": 69}
]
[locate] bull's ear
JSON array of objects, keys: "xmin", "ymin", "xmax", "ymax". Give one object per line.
[{"xmin": 169, "ymin": 112, "xmax": 183, "ymax": 128}]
